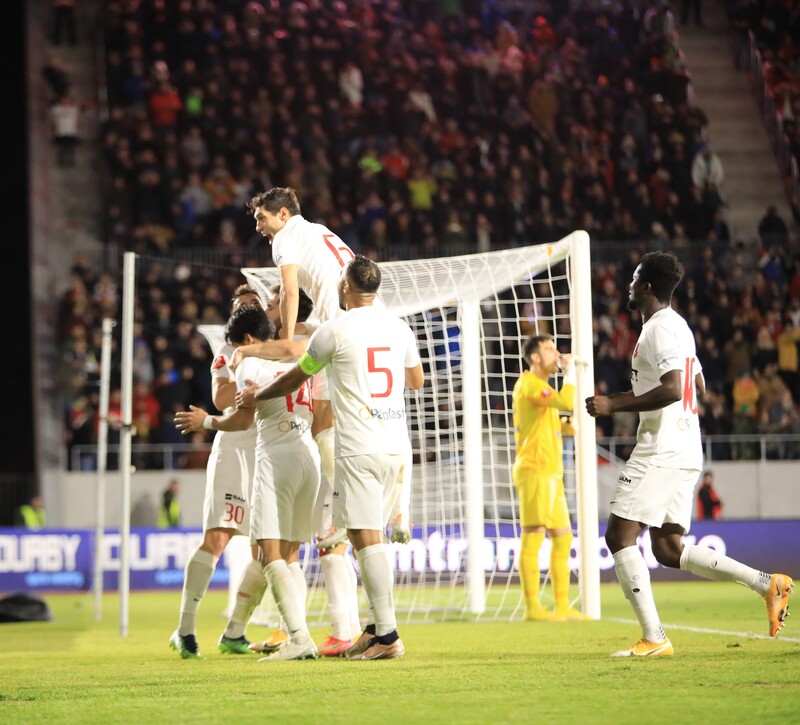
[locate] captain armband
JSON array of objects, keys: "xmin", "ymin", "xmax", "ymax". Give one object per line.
[{"xmin": 298, "ymin": 352, "xmax": 325, "ymax": 376}]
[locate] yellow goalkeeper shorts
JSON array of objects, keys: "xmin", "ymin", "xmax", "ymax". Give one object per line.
[{"xmin": 512, "ymin": 466, "xmax": 571, "ymax": 529}]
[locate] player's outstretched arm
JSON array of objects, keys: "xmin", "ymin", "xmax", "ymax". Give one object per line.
[
  {"xmin": 230, "ymin": 338, "xmax": 309, "ymax": 370},
  {"xmin": 236, "ymin": 366, "xmax": 312, "ymax": 408},
  {"xmin": 174, "ymin": 404, "xmax": 254, "ymax": 434}
]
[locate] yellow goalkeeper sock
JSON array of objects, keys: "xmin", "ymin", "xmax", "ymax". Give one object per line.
[
  {"xmin": 520, "ymin": 531, "xmax": 545, "ymax": 616},
  {"xmin": 550, "ymin": 533, "xmax": 573, "ymax": 612}
]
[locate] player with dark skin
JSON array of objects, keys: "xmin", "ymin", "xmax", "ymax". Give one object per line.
[{"xmin": 585, "ymin": 261, "xmax": 705, "ymax": 567}]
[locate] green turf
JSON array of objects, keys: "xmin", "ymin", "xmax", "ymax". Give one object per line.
[{"xmin": 0, "ymin": 583, "xmax": 797, "ymax": 724}]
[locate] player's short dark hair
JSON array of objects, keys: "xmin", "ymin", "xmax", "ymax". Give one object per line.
[
  {"xmin": 246, "ymin": 187, "xmax": 301, "ymax": 216},
  {"xmin": 269, "ymin": 283, "xmax": 314, "ymax": 323},
  {"xmin": 638, "ymin": 251, "xmax": 684, "ymax": 302},
  {"xmin": 346, "ymin": 254, "xmax": 381, "ymax": 294},
  {"xmin": 224, "ymin": 305, "xmax": 275, "ymax": 345},
  {"xmin": 523, "ymin": 334, "xmax": 553, "ymax": 360}
]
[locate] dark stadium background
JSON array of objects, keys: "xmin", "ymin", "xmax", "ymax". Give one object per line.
[{"xmin": 4, "ymin": 2, "xmax": 36, "ymax": 524}]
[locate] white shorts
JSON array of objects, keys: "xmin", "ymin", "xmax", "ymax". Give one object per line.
[
  {"xmin": 332, "ymin": 453, "xmax": 404, "ymax": 531},
  {"xmin": 610, "ymin": 457, "xmax": 700, "ymax": 532},
  {"xmin": 251, "ymin": 446, "xmax": 320, "ymax": 542},
  {"xmin": 311, "ymin": 368, "xmax": 329, "ymax": 401},
  {"xmin": 203, "ymin": 428, "xmax": 256, "ymax": 535}
]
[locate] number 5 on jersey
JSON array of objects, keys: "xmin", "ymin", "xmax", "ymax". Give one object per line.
[
  {"xmin": 324, "ymin": 234, "xmax": 354, "ymax": 267},
  {"xmin": 368, "ymin": 347, "xmax": 393, "ymax": 398}
]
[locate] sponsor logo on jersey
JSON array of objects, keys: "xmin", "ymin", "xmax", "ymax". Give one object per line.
[
  {"xmin": 358, "ymin": 406, "xmax": 406, "ymax": 421},
  {"xmin": 224, "ymin": 493, "xmax": 246, "ymax": 504},
  {"xmin": 277, "ymin": 419, "xmax": 311, "ymax": 434},
  {"xmin": 618, "ymin": 473, "xmax": 632, "ymax": 484}
]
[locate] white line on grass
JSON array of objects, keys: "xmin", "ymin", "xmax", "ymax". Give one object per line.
[{"xmin": 608, "ymin": 618, "xmax": 800, "ymax": 643}]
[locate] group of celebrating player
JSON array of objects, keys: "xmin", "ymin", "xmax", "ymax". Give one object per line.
[
  {"xmin": 169, "ymin": 186, "xmax": 793, "ymax": 662},
  {"xmin": 171, "ymin": 187, "xmax": 421, "ymax": 661}
]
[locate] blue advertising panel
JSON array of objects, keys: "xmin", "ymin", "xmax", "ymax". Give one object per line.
[{"xmin": 1, "ymin": 521, "xmax": 798, "ymax": 592}]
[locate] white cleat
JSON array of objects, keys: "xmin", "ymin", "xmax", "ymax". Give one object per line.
[{"xmin": 257, "ymin": 639, "xmax": 318, "ymax": 662}]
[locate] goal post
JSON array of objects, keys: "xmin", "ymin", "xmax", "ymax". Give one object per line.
[{"xmin": 241, "ymin": 230, "xmax": 601, "ymax": 622}]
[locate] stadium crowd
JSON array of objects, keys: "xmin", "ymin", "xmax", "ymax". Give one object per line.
[{"xmin": 53, "ymin": 0, "xmax": 800, "ymax": 467}]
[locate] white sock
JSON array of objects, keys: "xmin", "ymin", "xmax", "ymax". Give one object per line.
[
  {"xmin": 265, "ymin": 560, "xmax": 310, "ymax": 645},
  {"xmin": 225, "ymin": 559, "xmax": 267, "ymax": 639},
  {"xmin": 613, "ymin": 546, "xmax": 666, "ymax": 643},
  {"xmin": 288, "ymin": 561, "xmax": 308, "ymax": 615},
  {"xmin": 314, "ymin": 428, "xmax": 336, "ymax": 539},
  {"xmin": 388, "ymin": 449, "xmax": 412, "ymax": 524},
  {"xmin": 321, "ymin": 553, "xmax": 353, "ymax": 640},
  {"xmin": 357, "ymin": 544, "xmax": 397, "ymax": 637},
  {"xmin": 178, "ymin": 548, "xmax": 218, "ymax": 636},
  {"xmin": 314, "ymin": 427, "xmax": 335, "ymax": 483},
  {"xmin": 680, "ymin": 544, "xmax": 772, "ymax": 595},
  {"xmin": 346, "ymin": 555, "xmax": 361, "ymax": 639}
]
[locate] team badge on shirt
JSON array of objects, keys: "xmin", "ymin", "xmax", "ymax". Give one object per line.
[
  {"xmin": 212, "ymin": 354, "xmax": 227, "ymax": 371},
  {"xmin": 540, "ymin": 388, "xmax": 552, "ymax": 398}
]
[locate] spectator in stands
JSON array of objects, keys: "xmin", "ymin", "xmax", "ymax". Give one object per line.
[
  {"xmin": 53, "ymin": 0, "xmax": 799, "ymax": 474},
  {"xmin": 758, "ymin": 205, "xmax": 790, "ymax": 248},
  {"xmin": 691, "ymin": 142, "xmax": 725, "ymax": 201},
  {"xmin": 699, "ymin": 390, "xmax": 732, "ymax": 460},
  {"xmin": 696, "ymin": 471, "xmax": 722, "ymax": 520},
  {"xmin": 776, "ymin": 316, "xmax": 800, "ymax": 396},
  {"xmin": 50, "ymin": 91, "xmax": 82, "ymax": 168},
  {"xmin": 51, "ymin": 0, "xmax": 77, "ymax": 46},
  {"xmin": 42, "ymin": 52, "xmax": 72, "ymax": 102},
  {"xmin": 764, "ymin": 386, "xmax": 799, "ymax": 459},
  {"xmin": 732, "ymin": 368, "xmax": 760, "ymax": 459}
]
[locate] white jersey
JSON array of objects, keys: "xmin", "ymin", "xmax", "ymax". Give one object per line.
[
  {"xmin": 629, "ymin": 307, "xmax": 703, "ymax": 470},
  {"xmin": 197, "ymin": 327, "xmax": 255, "ymax": 441},
  {"xmin": 234, "ymin": 356, "xmax": 315, "ymax": 454},
  {"xmin": 270, "ymin": 215, "xmax": 354, "ymax": 323},
  {"xmin": 197, "ymin": 327, "xmax": 256, "ymax": 533},
  {"xmin": 303, "ymin": 306, "xmax": 420, "ymax": 457}
]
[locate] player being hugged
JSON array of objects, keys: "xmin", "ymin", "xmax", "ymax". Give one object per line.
[
  {"xmin": 236, "ymin": 255, "xmax": 424, "ymax": 660},
  {"xmin": 177, "ymin": 305, "xmax": 321, "ymax": 662}
]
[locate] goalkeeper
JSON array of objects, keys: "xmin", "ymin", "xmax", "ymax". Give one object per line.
[{"xmin": 512, "ymin": 335, "xmax": 589, "ymax": 622}]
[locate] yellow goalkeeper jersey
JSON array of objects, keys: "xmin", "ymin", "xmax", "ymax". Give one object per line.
[{"xmin": 512, "ymin": 371, "xmax": 575, "ymax": 476}]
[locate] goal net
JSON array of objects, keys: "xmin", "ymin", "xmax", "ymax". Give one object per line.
[{"xmin": 237, "ymin": 231, "xmax": 600, "ymax": 624}]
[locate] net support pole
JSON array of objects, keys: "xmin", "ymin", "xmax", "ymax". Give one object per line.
[
  {"xmin": 461, "ymin": 298, "xmax": 485, "ymax": 614},
  {"xmin": 570, "ymin": 231, "xmax": 601, "ymax": 619},
  {"xmin": 93, "ymin": 317, "xmax": 115, "ymax": 621},
  {"xmin": 119, "ymin": 252, "xmax": 136, "ymax": 636}
]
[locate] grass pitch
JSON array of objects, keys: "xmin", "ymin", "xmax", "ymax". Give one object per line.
[{"xmin": 0, "ymin": 583, "xmax": 797, "ymax": 724}]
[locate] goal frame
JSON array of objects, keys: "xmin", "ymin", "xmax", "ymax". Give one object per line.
[{"xmin": 114, "ymin": 231, "xmax": 600, "ymax": 628}]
